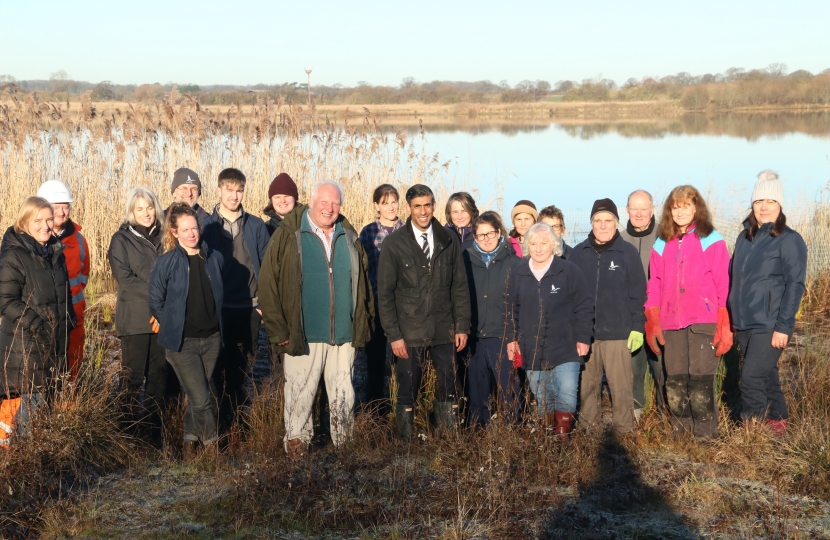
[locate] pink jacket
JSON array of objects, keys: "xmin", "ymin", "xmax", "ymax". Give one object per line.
[
  {"xmin": 645, "ymin": 225, "xmax": 730, "ymax": 331},
  {"xmin": 509, "ymin": 236, "xmax": 523, "ymax": 258}
]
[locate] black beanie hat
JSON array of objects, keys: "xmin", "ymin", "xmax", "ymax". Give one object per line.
[
  {"xmin": 171, "ymin": 167, "xmax": 201, "ymax": 194},
  {"xmin": 590, "ymin": 198, "xmax": 619, "ymax": 220}
]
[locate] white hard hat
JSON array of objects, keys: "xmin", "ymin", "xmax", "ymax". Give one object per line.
[{"xmin": 37, "ymin": 180, "xmax": 74, "ymax": 203}]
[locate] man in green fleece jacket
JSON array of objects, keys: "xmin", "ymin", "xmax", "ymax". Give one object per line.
[{"xmin": 258, "ymin": 181, "xmax": 374, "ymax": 459}]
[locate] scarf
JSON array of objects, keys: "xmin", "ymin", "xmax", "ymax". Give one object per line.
[
  {"xmin": 626, "ymin": 216, "xmax": 655, "ymax": 238},
  {"xmin": 589, "ymin": 230, "xmax": 620, "ymax": 254},
  {"xmin": 474, "ymin": 237, "xmax": 506, "ymax": 267}
]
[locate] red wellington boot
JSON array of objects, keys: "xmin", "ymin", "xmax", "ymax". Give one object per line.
[
  {"xmin": 554, "ymin": 410, "xmax": 574, "ymax": 443},
  {"xmin": 766, "ymin": 418, "xmax": 788, "ymax": 437}
]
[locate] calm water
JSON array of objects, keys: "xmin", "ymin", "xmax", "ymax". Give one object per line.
[{"xmin": 395, "ymin": 113, "xmax": 830, "ymax": 244}]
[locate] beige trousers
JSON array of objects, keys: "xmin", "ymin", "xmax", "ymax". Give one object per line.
[
  {"xmin": 579, "ymin": 339, "xmax": 635, "ymax": 432},
  {"xmin": 283, "ymin": 342, "xmax": 356, "ymax": 448}
]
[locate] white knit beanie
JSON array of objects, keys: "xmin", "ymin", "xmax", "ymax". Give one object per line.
[{"xmin": 752, "ymin": 170, "xmax": 785, "ymax": 208}]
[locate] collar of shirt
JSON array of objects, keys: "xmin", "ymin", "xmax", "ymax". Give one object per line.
[
  {"xmin": 411, "ymin": 220, "xmax": 434, "ymax": 257},
  {"xmin": 309, "ymin": 216, "xmax": 335, "ymax": 261}
]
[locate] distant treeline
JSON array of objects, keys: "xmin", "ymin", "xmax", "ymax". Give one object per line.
[{"xmin": 2, "ymin": 64, "xmax": 829, "ymax": 108}]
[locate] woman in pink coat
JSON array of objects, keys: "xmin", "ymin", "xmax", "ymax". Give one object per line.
[{"xmin": 644, "ymin": 185, "xmax": 732, "ymax": 439}]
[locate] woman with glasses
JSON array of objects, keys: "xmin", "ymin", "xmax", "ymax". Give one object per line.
[
  {"xmin": 462, "ymin": 211, "xmax": 521, "ymax": 427},
  {"xmin": 644, "ymin": 185, "xmax": 731, "ymax": 440}
]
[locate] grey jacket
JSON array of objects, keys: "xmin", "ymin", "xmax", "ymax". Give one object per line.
[{"xmin": 620, "ymin": 217, "xmax": 658, "ymax": 278}]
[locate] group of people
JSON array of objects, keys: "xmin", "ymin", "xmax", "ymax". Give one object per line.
[{"xmin": 0, "ymin": 167, "xmax": 807, "ymax": 459}]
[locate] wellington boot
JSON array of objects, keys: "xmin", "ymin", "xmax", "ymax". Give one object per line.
[
  {"xmin": 395, "ymin": 404, "xmax": 414, "ymax": 441},
  {"xmin": 554, "ymin": 410, "xmax": 574, "ymax": 443},
  {"xmin": 766, "ymin": 418, "xmax": 788, "ymax": 437},
  {"xmin": 433, "ymin": 401, "xmax": 458, "ymax": 432}
]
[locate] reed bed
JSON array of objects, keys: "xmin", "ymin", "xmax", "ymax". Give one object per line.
[{"xmin": 0, "ymin": 88, "xmax": 460, "ymax": 278}]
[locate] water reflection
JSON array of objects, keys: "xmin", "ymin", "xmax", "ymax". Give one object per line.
[{"xmin": 386, "ymin": 111, "xmax": 830, "ymax": 141}]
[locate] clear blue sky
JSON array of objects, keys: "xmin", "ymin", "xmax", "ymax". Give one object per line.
[{"xmin": 3, "ymin": 0, "xmax": 829, "ymax": 87}]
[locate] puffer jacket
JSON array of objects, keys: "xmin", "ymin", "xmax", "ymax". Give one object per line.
[
  {"xmin": 377, "ymin": 218, "xmax": 471, "ymax": 347},
  {"xmin": 645, "ymin": 224, "xmax": 730, "ymax": 331},
  {"xmin": 0, "ymin": 227, "xmax": 74, "ymax": 396},
  {"xmin": 463, "ymin": 239, "xmax": 520, "ymax": 339},
  {"xmin": 107, "ymin": 222, "xmax": 164, "ymax": 336},
  {"xmin": 506, "ymin": 256, "xmax": 593, "ymax": 371},
  {"xmin": 148, "ymin": 244, "xmax": 224, "ymax": 352},
  {"xmin": 258, "ymin": 206, "xmax": 375, "ymax": 357},
  {"xmin": 728, "ymin": 221, "xmax": 807, "ymax": 335},
  {"xmin": 569, "ymin": 234, "xmax": 646, "ymax": 341}
]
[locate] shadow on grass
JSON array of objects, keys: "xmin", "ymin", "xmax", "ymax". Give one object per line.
[{"xmin": 542, "ymin": 430, "xmax": 698, "ymax": 540}]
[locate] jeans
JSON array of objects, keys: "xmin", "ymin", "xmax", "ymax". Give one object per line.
[
  {"xmin": 395, "ymin": 343, "xmax": 457, "ymax": 408},
  {"xmin": 737, "ymin": 329, "xmax": 788, "ymax": 421},
  {"xmin": 165, "ymin": 333, "xmax": 221, "ymax": 444},
  {"xmin": 214, "ymin": 307, "xmax": 262, "ymax": 430},
  {"xmin": 526, "ymin": 362, "xmax": 580, "ymax": 416},
  {"xmin": 467, "ymin": 337, "xmax": 520, "ymax": 426}
]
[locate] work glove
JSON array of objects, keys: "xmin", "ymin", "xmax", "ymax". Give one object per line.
[
  {"xmin": 713, "ymin": 307, "xmax": 733, "ymax": 356},
  {"xmin": 627, "ymin": 331, "xmax": 644, "ymax": 353},
  {"xmin": 513, "ymin": 351, "xmax": 523, "ymax": 369},
  {"xmin": 644, "ymin": 306, "xmax": 665, "ymax": 355},
  {"xmin": 149, "ymin": 316, "xmax": 160, "ymax": 334}
]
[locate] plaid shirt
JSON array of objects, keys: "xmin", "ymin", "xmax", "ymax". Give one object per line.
[{"xmin": 359, "ymin": 218, "xmax": 404, "ymax": 295}]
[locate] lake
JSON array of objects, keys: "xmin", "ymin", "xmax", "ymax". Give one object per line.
[{"xmin": 388, "ymin": 112, "xmax": 830, "ymax": 245}]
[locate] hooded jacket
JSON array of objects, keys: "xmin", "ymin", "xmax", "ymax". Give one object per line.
[
  {"xmin": 463, "ymin": 239, "xmax": 520, "ymax": 339},
  {"xmin": 728, "ymin": 221, "xmax": 807, "ymax": 334},
  {"xmin": 506, "ymin": 256, "xmax": 593, "ymax": 371},
  {"xmin": 0, "ymin": 227, "xmax": 74, "ymax": 396},
  {"xmin": 569, "ymin": 234, "xmax": 646, "ymax": 341},
  {"xmin": 148, "ymin": 244, "xmax": 225, "ymax": 352},
  {"xmin": 258, "ymin": 205, "xmax": 375, "ymax": 356},
  {"xmin": 645, "ymin": 225, "xmax": 730, "ymax": 331},
  {"xmin": 377, "ymin": 217, "xmax": 471, "ymax": 347},
  {"xmin": 107, "ymin": 222, "xmax": 164, "ymax": 336}
]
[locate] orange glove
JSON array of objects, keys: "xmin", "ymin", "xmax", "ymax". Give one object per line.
[
  {"xmin": 713, "ymin": 307, "xmax": 733, "ymax": 356},
  {"xmin": 644, "ymin": 306, "xmax": 665, "ymax": 355},
  {"xmin": 149, "ymin": 316, "xmax": 160, "ymax": 334},
  {"xmin": 513, "ymin": 351, "xmax": 523, "ymax": 369}
]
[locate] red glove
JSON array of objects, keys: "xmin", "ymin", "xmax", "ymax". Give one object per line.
[
  {"xmin": 644, "ymin": 306, "xmax": 665, "ymax": 355},
  {"xmin": 713, "ymin": 307, "xmax": 733, "ymax": 356},
  {"xmin": 513, "ymin": 351, "xmax": 523, "ymax": 369}
]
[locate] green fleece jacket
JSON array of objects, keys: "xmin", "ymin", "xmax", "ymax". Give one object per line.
[{"xmin": 258, "ymin": 205, "xmax": 375, "ymax": 356}]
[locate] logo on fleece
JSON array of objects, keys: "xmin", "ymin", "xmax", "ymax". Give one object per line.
[
  {"xmin": 550, "ymin": 284, "xmax": 560, "ymax": 294},
  {"xmin": 608, "ymin": 261, "xmax": 620, "ymax": 270}
]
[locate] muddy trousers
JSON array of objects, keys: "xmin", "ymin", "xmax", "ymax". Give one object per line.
[
  {"xmin": 214, "ymin": 307, "xmax": 262, "ymax": 432},
  {"xmin": 663, "ymin": 324, "xmax": 721, "ymax": 439},
  {"xmin": 580, "ymin": 339, "xmax": 635, "ymax": 432},
  {"xmin": 736, "ymin": 329, "xmax": 788, "ymax": 421}
]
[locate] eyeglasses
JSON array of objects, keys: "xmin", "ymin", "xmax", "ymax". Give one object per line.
[{"xmin": 475, "ymin": 230, "xmax": 499, "ymax": 241}]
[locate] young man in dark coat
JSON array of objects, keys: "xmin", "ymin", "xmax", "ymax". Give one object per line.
[
  {"xmin": 570, "ymin": 198, "xmax": 646, "ymax": 433},
  {"xmin": 377, "ymin": 184, "xmax": 471, "ymax": 440},
  {"xmin": 202, "ymin": 168, "xmax": 271, "ymax": 430}
]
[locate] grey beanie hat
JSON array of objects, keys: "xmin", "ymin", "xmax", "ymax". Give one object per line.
[
  {"xmin": 171, "ymin": 167, "xmax": 201, "ymax": 194},
  {"xmin": 752, "ymin": 169, "xmax": 785, "ymax": 208}
]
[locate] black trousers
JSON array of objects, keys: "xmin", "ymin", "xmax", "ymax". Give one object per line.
[
  {"xmin": 395, "ymin": 343, "xmax": 457, "ymax": 408},
  {"xmin": 737, "ymin": 329, "xmax": 788, "ymax": 421},
  {"xmin": 214, "ymin": 307, "xmax": 262, "ymax": 429},
  {"xmin": 467, "ymin": 337, "xmax": 520, "ymax": 426},
  {"xmin": 120, "ymin": 333, "xmax": 180, "ymax": 423},
  {"xmin": 364, "ymin": 323, "xmax": 393, "ymax": 407}
]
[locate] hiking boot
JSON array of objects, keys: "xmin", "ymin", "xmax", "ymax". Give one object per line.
[
  {"xmin": 766, "ymin": 418, "xmax": 788, "ymax": 437},
  {"xmin": 182, "ymin": 441, "xmax": 199, "ymax": 462},
  {"xmin": 395, "ymin": 404, "xmax": 414, "ymax": 441},
  {"xmin": 286, "ymin": 438, "xmax": 307, "ymax": 460}
]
